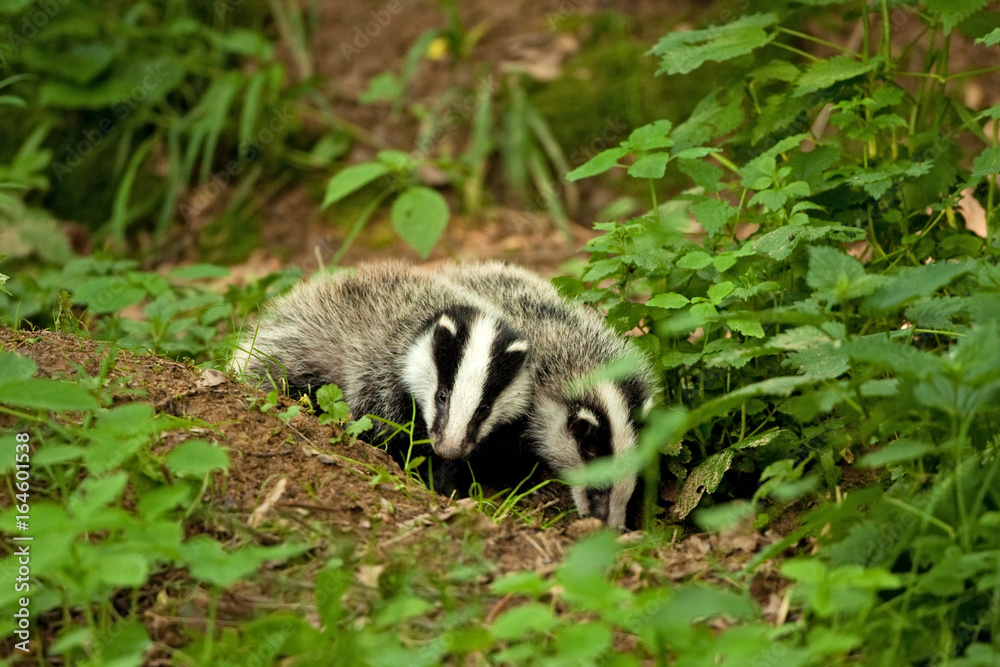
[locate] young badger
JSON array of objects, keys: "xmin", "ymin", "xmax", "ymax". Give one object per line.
[
  {"xmin": 229, "ymin": 261, "xmax": 533, "ymax": 464},
  {"xmin": 431, "ymin": 261, "xmax": 657, "ymax": 530}
]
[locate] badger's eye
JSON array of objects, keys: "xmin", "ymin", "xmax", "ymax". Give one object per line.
[
  {"xmin": 436, "ymin": 389, "xmax": 449, "ymax": 404},
  {"xmin": 474, "ymin": 404, "xmax": 490, "ymax": 421}
]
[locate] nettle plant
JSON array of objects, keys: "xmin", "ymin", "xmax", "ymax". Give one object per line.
[{"xmin": 563, "ymin": 3, "xmax": 1000, "ymax": 662}]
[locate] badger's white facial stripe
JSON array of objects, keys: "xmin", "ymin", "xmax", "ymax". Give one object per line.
[
  {"xmin": 641, "ymin": 396, "xmax": 654, "ymax": 418},
  {"xmin": 437, "ymin": 314, "xmax": 496, "ymax": 454},
  {"xmin": 401, "ymin": 329, "xmax": 438, "ymax": 428},
  {"xmin": 506, "ymin": 339, "xmax": 529, "ymax": 354},
  {"xmin": 532, "ymin": 395, "xmax": 581, "ymax": 473},
  {"xmin": 594, "ymin": 381, "xmax": 639, "ymax": 530},
  {"xmin": 438, "ymin": 314, "xmax": 457, "ymax": 335}
]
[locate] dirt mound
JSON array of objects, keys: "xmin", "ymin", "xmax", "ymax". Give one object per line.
[
  {"xmin": 0, "ymin": 327, "xmax": 579, "ymax": 565},
  {"xmin": 1, "ymin": 327, "xmax": 791, "ymax": 658}
]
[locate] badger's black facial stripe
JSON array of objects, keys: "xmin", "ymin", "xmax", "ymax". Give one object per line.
[
  {"xmin": 569, "ymin": 404, "xmax": 613, "ymax": 462},
  {"xmin": 475, "ymin": 323, "xmax": 528, "ymax": 422},
  {"xmin": 620, "ymin": 375, "xmax": 648, "ymax": 418},
  {"xmin": 430, "ymin": 307, "xmax": 473, "ymax": 392}
]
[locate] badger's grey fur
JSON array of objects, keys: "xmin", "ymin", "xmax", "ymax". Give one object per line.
[
  {"xmin": 430, "ymin": 261, "xmax": 657, "ymax": 530},
  {"xmin": 229, "ymin": 261, "xmax": 533, "ymax": 462}
]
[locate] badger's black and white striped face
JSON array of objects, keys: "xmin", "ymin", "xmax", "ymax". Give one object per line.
[
  {"xmin": 402, "ymin": 307, "xmax": 532, "ymax": 460},
  {"xmin": 533, "ymin": 378, "xmax": 652, "ymax": 530}
]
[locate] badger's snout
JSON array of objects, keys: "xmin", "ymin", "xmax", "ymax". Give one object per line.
[
  {"xmin": 429, "ymin": 430, "xmax": 475, "ymax": 460},
  {"xmin": 586, "ymin": 488, "xmax": 611, "ymax": 523}
]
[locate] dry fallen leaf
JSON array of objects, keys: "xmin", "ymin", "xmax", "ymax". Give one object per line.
[
  {"xmin": 249, "ymin": 477, "xmax": 287, "ymax": 528},
  {"xmin": 958, "ymin": 187, "xmax": 988, "ymax": 239}
]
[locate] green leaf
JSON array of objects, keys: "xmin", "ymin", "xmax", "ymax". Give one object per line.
[
  {"xmin": 677, "ymin": 250, "xmax": 713, "ymax": 270},
  {"xmin": 0, "ymin": 378, "xmax": 99, "ymax": 412},
  {"xmin": 708, "ymin": 281, "xmax": 734, "ymax": 304},
  {"xmin": 863, "ymin": 261, "xmax": 972, "ymax": 313},
  {"xmin": 0, "ymin": 352, "xmax": 36, "ymax": 385},
  {"xmin": 316, "ymin": 384, "xmax": 351, "ymax": 422},
  {"xmin": 491, "ymin": 570, "xmax": 549, "ymax": 597},
  {"xmin": 672, "ymin": 89, "xmax": 745, "ymax": 151},
  {"xmin": 976, "ymin": 27, "xmax": 1000, "ymax": 46},
  {"xmin": 748, "ymin": 188, "xmax": 790, "ymax": 212},
  {"xmin": 925, "ymin": 0, "xmax": 989, "ymax": 34},
  {"xmin": 164, "ymin": 440, "xmax": 230, "ymax": 478},
  {"xmin": 137, "ymin": 484, "xmax": 193, "ymax": 519},
  {"xmin": 390, "ymin": 186, "xmax": 449, "ymax": 259},
  {"xmin": 374, "ymin": 595, "xmax": 434, "ymax": 629},
  {"xmin": 807, "ymin": 246, "xmax": 876, "ymax": 300},
  {"xmin": 849, "ymin": 161, "xmax": 932, "ymax": 199},
  {"xmin": 322, "ymin": 163, "xmax": 390, "ymax": 208},
  {"xmin": 754, "ymin": 223, "xmax": 863, "ymax": 261},
  {"xmin": 623, "ymin": 120, "xmax": 674, "ymax": 152},
  {"xmin": 793, "ymin": 55, "xmax": 882, "ymax": 97},
  {"xmin": 648, "ymin": 13, "xmax": 779, "ymax": 75},
  {"xmin": 69, "ymin": 472, "xmax": 129, "ymax": 519},
  {"xmin": 859, "ymin": 439, "xmax": 933, "ymax": 467},
  {"xmin": 491, "ymin": 603, "xmax": 557, "ymax": 640},
  {"xmin": 345, "ymin": 416, "xmax": 374, "ymax": 437},
  {"xmin": 93, "ymin": 551, "xmax": 150, "ymax": 588},
  {"xmin": 627, "ymin": 152, "xmax": 671, "ymax": 179},
  {"xmin": 728, "ymin": 317, "xmax": 765, "ymax": 338},
  {"xmin": 359, "ymin": 72, "xmax": 404, "ymax": 104},
  {"xmin": 970, "ymin": 146, "xmax": 1000, "ymax": 181},
  {"xmin": 73, "ymin": 277, "xmax": 146, "ymax": 314},
  {"xmin": 647, "ymin": 293, "xmax": 690, "ymax": 310},
  {"xmin": 566, "ymin": 147, "xmax": 627, "ymax": 181},
  {"xmin": 93, "ymin": 620, "xmax": 150, "ymax": 667},
  {"xmin": 690, "ymin": 198, "xmax": 736, "ymax": 237},
  {"xmin": 169, "ymin": 264, "xmax": 230, "ymax": 280},
  {"xmin": 181, "ymin": 538, "xmax": 306, "ymax": 588},
  {"xmin": 553, "ymin": 622, "xmax": 614, "ymax": 662}
]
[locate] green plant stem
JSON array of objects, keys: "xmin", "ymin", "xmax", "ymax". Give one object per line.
[
  {"xmin": 0, "ymin": 406, "xmax": 42, "ymax": 422},
  {"xmin": 648, "ymin": 179, "xmax": 659, "ymax": 223},
  {"xmin": 770, "ymin": 42, "xmax": 822, "ymax": 62},
  {"xmin": 201, "ymin": 589, "xmax": 220, "ymax": 664},
  {"xmin": 945, "ymin": 66, "xmax": 1000, "ymax": 80},
  {"xmin": 709, "ymin": 153, "xmax": 741, "ymax": 175},
  {"xmin": 882, "ymin": 495, "xmax": 956, "ymax": 540},
  {"xmin": 861, "ymin": 0, "xmax": 870, "ymax": 61},
  {"xmin": 776, "ymin": 27, "xmax": 861, "ymax": 57},
  {"xmin": 330, "ymin": 191, "xmax": 391, "ymax": 267},
  {"xmin": 879, "ymin": 0, "xmax": 891, "ymax": 68}
]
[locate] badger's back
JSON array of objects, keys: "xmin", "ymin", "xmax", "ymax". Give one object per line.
[{"xmin": 232, "ymin": 261, "xmax": 468, "ymax": 421}]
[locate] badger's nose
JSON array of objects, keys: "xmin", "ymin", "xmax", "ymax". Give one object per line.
[
  {"xmin": 586, "ymin": 488, "xmax": 611, "ymax": 522},
  {"xmin": 432, "ymin": 438, "xmax": 474, "ymax": 460}
]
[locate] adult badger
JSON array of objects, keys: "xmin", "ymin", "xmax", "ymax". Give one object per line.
[
  {"xmin": 431, "ymin": 261, "xmax": 658, "ymax": 530},
  {"xmin": 230, "ymin": 261, "xmax": 533, "ymax": 464}
]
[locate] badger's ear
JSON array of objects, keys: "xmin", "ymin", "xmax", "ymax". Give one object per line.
[
  {"xmin": 503, "ymin": 338, "xmax": 529, "ymax": 366},
  {"xmin": 568, "ymin": 406, "xmax": 604, "ymax": 460},
  {"xmin": 435, "ymin": 313, "xmax": 458, "ymax": 336},
  {"xmin": 431, "ymin": 313, "xmax": 459, "ymax": 351},
  {"xmin": 505, "ymin": 339, "xmax": 529, "ymax": 354}
]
